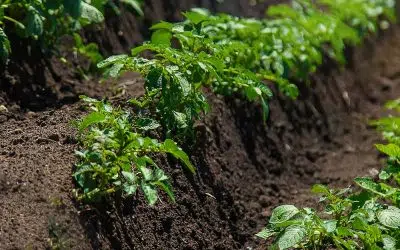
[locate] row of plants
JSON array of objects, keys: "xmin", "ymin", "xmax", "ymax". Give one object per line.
[
  {"xmin": 0, "ymin": 0, "xmax": 143, "ymax": 63},
  {"xmin": 73, "ymin": 0, "xmax": 396, "ymax": 207},
  {"xmin": 97, "ymin": 0, "xmax": 395, "ymax": 137},
  {"xmin": 257, "ymin": 100, "xmax": 400, "ymax": 249}
]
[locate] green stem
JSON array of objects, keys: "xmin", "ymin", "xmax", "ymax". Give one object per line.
[{"xmin": 3, "ymin": 16, "xmax": 25, "ymax": 29}]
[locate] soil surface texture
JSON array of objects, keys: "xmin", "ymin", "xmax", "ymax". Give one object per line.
[{"xmin": 1, "ymin": 1, "xmax": 400, "ymax": 249}]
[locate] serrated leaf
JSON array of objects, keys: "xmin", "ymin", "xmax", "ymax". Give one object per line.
[
  {"xmin": 256, "ymin": 227, "xmax": 276, "ymax": 239},
  {"xmin": 377, "ymin": 207, "xmax": 400, "ymax": 229},
  {"xmin": 269, "ymin": 205, "xmax": 299, "ymax": 224},
  {"xmin": 277, "ymin": 225, "xmax": 306, "ymax": 249},
  {"xmin": 163, "ymin": 139, "xmax": 195, "ymax": 173},
  {"xmin": 81, "ymin": 2, "xmax": 104, "ymax": 23}
]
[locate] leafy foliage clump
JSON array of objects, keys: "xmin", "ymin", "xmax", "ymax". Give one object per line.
[
  {"xmin": 99, "ymin": 0, "xmax": 395, "ymax": 137},
  {"xmin": 0, "ymin": 0, "xmax": 104, "ymax": 62},
  {"xmin": 74, "ymin": 96, "xmax": 194, "ymax": 205},
  {"xmin": 75, "ymin": 0, "xmax": 395, "ymax": 207},
  {"xmin": 0, "ymin": 0, "xmax": 143, "ymax": 63},
  {"xmin": 257, "ymin": 101, "xmax": 400, "ymax": 249}
]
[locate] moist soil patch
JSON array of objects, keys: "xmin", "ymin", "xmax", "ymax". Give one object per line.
[{"xmin": 1, "ymin": 2, "xmax": 400, "ymax": 250}]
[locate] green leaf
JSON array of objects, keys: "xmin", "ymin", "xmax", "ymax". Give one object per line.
[
  {"xmin": 136, "ymin": 118, "xmax": 160, "ymax": 131},
  {"xmin": 104, "ymin": 63, "xmax": 124, "ymax": 78},
  {"xmin": 153, "ymin": 169, "xmax": 175, "ymax": 203},
  {"xmin": 377, "ymin": 207, "xmax": 400, "ymax": 229},
  {"xmin": 121, "ymin": 0, "xmax": 144, "ymax": 16},
  {"xmin": 311, "ymin": 184, "xmax": 330, "ymax": 195},
  {"xmin": 163, "ymin": 139, "xmax": 195, "ymax": 173},
  {"xmin": 97, "ymin": 54, "xmax": 128, "ymax": 68},
  {"xmin": 269, "ymin": 205, "xmax": 299, "ymax": 224},
  {"xmin": 122, "ymin": 171, "xmax": 136, "ymax": 184},
  {"xmin": 25, "ymin": 10, "xmax": 43, "ymax": 38},
  {"xmin": 277, "ymin": 225, "xmax": 306, "ymax": 249},
  {"xmin": 138, "ymin": 166, "xmax": 153, "ymax": 181},
  {"xmin": 385, "ymin": 99, "xmax": 400, "ymax": 111},
  {"xmin": 151, "ymin": 29, "xmax": 172, "ymax": 46},
  {"xmin": 354, "ymin": 177, "xmax": 388, "ymax": 197},
  {"xmin": 123, "ymin": 184, "xmax": 138, "ymax": 195},
  {"xmin": 153, "ymin": 168, "xmax": 168, "ymax": 182},
  {"xmin": 173, "ymin": 111, "xmax": 188, "ymax": 129},
  {"xmin": 80, "ymin": 2, "xmax": 104, "ymax": 23},
  {"xmin": 141, "ymin": 182, "xmax": 158, "ymax": 205},
  {"xmin": 245, "ymin": 86, "xmax": 262, "ymax": 101},
  {"xmin": 376, "ymin": 144, "xmax": 400, "ymax": 158},
  {"xmin": 382, "ymin": 235, "xmax": 397, "ymax": 250},
  {"xmin": 323, "ymin": 220, "xmax": 337, "ymax": 233},
  {"xmin": 0, "ymin": 28, "xmax": 10, "ymax": 63},
  {"xmin": 256, "ymin": 227, "xmax": 276, "ymax": 239},
  {"xmin": 63, "ymin": 0, "xmax": 82, "ymax": 18},
  {"xmin": 150, "ymin": 21, "xmax": 174, "ymax": 31},
  {"xmin": 183, "ymin": 11, "xmax": 208, "ymax": 24},
  {"xmin": 336, "ymin": 226, "xmax": 354, "ymax": 237},
  {"xmin": 175, "ymin": 73, "xmax": 191, "ymax": 96},
  {"xmin": 79, "ymin": 112, "xmax": 106, "ymax": 130},
  {"xmin": 379, "ymin": 170, "xmax": 391, "ymax": 180}
]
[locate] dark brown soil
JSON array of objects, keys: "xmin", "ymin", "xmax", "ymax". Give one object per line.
[{"xmin": 1, "ymin": 1, "xmax": 400, "ymax": 250}]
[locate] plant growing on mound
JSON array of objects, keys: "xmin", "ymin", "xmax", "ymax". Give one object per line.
[
  {"xmin": 257, "ymin": 102, "xmax": 400, "ymax": 249},
  {"xmin": 74, "ymin": 96, "xmax": 194, "ymax": 205},
  {"xmin": 0, "ymin": 0, "xmax": 144, "ymax": 63},
  {"xmin": 0, "ymin": 0, "xmax": 105, "ymax": 62},
  {"xmin": 98, "ymin": 0, "xmax": 394, "ymax": 137}
]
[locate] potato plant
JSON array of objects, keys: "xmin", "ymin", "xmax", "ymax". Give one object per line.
[
  {"xmin": 0, "ymin": 0, "xmax": 143, "ymax": 63},
  {"xmin": 75, "ymin": 0, "xmax": 395, "ymax": 206},
  {"xmin": 74, "ymin": 96, "xmax": 194, "ymax": 205},
  {"xmin": 257, "ymin": 101, "xmax": 400, "ymax": 249},
  {"xmin": 99, "ymin": 0, "xmax": 395, "ymax": 137}
]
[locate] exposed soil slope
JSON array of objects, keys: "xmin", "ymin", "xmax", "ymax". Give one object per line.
[{"xmin": 1, "ymin": 2, "xmax": 400, "ymax": 250}]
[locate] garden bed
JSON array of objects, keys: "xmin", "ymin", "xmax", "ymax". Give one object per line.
[{"xmin": 0, "ymin": 1, "xmax": 399, "ymax": 249}]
